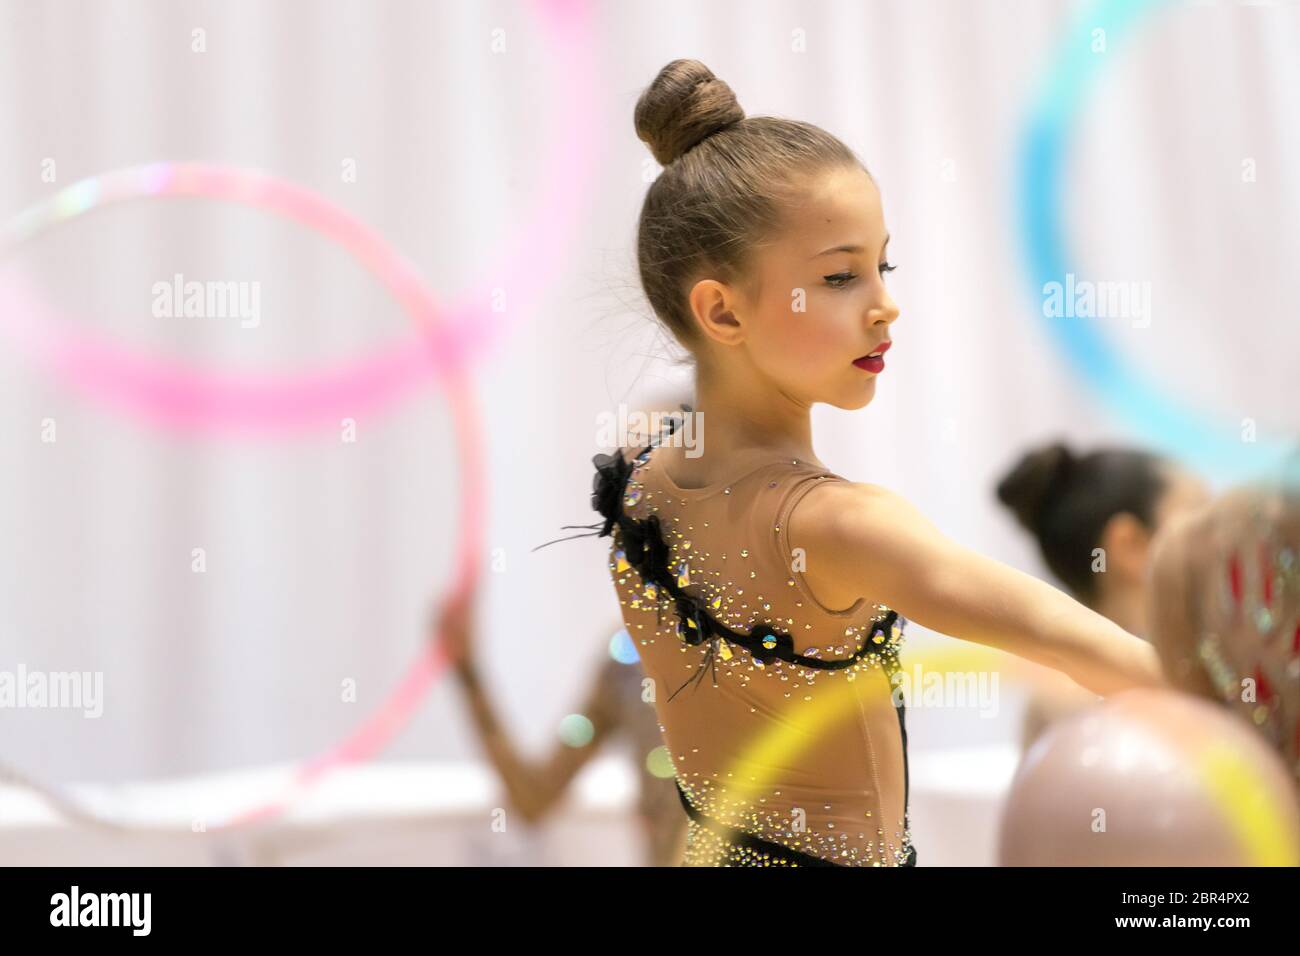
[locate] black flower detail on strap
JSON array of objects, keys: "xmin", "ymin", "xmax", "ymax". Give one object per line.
[
  {"xmin": 532, "ymin": 422, "xmax": 671, "ymax": 552},
  {"xmin": 529, "ymin": 443, "xmax": 650, "ymax": 552},
  {"xmin": 747, "ymin": 624, "xmax": 796, "ymax": 666},
  {"xmin": 591, "ymin": 451, "xmax": 634, "ymax": 538}
]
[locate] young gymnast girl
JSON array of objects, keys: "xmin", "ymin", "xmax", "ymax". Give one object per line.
[{"xmin": 547, "ymin": 59, "xmax": 1166, "ymax": 867}]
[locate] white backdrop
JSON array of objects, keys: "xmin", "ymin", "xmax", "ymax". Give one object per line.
[{"xmin": 0, "ymin": 0, "xmax": 1296, "ymax": 806}]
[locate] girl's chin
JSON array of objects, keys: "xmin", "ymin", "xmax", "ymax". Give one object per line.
[
  {"xmin": 832, "ymin": 377, "xmax": 877, "ymax": 410},
  {"xmin": 828, "ymin": 390, "xmax": 876, "ymax": 412}
]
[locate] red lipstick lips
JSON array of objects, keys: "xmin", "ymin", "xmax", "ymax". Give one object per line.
[{"xmin": 852, "ymin": 340, "xmax": 891, "ymax": 374}]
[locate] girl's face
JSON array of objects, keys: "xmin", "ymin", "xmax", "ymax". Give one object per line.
[{"xmin": 701, "ymin": 165, "xmax": 900, "ymax": 411}]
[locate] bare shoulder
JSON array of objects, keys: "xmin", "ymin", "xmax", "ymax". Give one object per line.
[
  {"xmin": 787, "ymin": 480, "xmax": 903, "ymax": 608},
  {"xmin": 788, "ymin": 478, "xmax": 946, "ymax": 608},
  {"xmin": 788, "ymin": 478, "xmax": 915, "ymax": 548}
]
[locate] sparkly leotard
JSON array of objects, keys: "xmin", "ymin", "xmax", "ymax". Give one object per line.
[{"xmin": 566, "ymin": 423, "xmax": 916, "ymax": 867}]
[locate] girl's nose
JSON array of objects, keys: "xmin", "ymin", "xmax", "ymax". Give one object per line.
[{"xmin": 872, "ymin": 300, "xmax": 899, "ymax": 325}]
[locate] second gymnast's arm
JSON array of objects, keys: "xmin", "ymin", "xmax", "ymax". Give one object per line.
[
  {"xmin": 788, "ymin": 481, "xmax": 1165, "ymax": 696},
  {"xmin": 438, "ymin": 588, "xmax": 627, "ymax": 824}
]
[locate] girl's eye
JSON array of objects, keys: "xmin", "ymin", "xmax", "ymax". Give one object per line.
[
  {"xmin": 824, "ymin": 272, "xmax": 856, "ymax": 288},
  {"xmin": 879, "ymin": 261, "xmax": 896, "ymax": 275}
]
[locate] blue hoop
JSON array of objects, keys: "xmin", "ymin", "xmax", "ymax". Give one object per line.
[{"xmin": 1016, "ymin": 0, "xmax": 1295, "ymax": 487}]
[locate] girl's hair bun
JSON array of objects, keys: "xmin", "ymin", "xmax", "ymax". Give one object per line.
[
  {"xmin": 996, "ymin": 441, "xmax": 1076, "ymax": 534},
  {"xmin": 634, "ymin": 59, "xmax": 745, "ymax": 166}
]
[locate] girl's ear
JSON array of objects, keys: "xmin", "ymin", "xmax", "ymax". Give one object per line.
[
  {"xmin": 688, "ymin": 277, "xmax": 744, "ymax": 346},
  {"xmin": 1098, "ymin": 511, "xmax": 1152, "ymax": 583}
]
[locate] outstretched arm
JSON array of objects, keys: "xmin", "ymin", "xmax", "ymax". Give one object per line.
[{"xmin": 788, "ymin": 481, "xmax": 1165, "ymax": 695}]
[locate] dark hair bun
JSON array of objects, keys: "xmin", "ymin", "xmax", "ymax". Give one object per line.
[
  {"xmin": 634, "ymin": 59, "xmax": 745, "ymax": 166},
  {"xmin": 996, "ymin": 441, "xmax": 1075, "ymax": 533}
]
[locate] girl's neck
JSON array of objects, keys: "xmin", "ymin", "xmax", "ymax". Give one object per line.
[{"xmin": 688, "ymin": 364, "xmax": 824, "ymax": 470}]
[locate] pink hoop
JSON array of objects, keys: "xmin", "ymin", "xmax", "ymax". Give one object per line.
[
  {"xmin": 0, "ymin": 0, "xmax": 598, "ymax": 828},
  {"xmin": 0, "ymin": 0, "xmax": 600, "ymax": 437}
]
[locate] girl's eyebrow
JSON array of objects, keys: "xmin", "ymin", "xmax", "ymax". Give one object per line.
[{"xmin": 809, "ymin": 233, "xmax": 890, "ymax": 259}]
